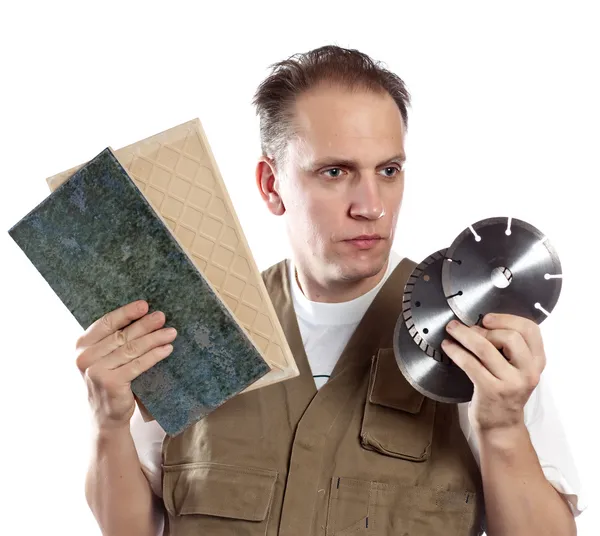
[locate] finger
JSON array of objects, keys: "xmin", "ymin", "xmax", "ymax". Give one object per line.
[
  {"xmin": 115, "ymin": 344, "xmax": 175, "ymax": 383},
  {"xmin": 441, "ymin": 338, "xmax": 499, "ymax": 388},
  {"xmin": 94, "ymin": 310, "xmax": 167, "ymax": 362},
  {"xmin": 446, "ymin": 321, "xmax": 513, "ymax": 379},
  {"xmin": 483, "ymin": 313, "xmax": 545, "ymax": 361},
  {"xmin": 472, "ymin": 326, "xmax": 535, "ymax": 372},
  {"xmin": 76, "ymin": 310, "xmax": 167, "ymax": 374},
  {"xmin": 78, "ymin": 300, "xmax": 149, "ymax": 348},
  {"xmin": 103, "ymin": 326, "xmax": 178, "ymax": 369}
]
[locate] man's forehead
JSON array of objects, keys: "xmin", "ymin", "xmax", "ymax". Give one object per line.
[
  {"xmin": 293, "ymin": 88, "xmax": 404, "ymax": 134},
  {"xmin": 287, "ymin": 86, "xmax": 406, "ymax": 166},
  {"xmin": 288, "ymin": 128, "xmax": 405, "ymax": 168}
]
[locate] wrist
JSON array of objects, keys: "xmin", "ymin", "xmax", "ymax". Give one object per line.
[
  {"xmin": 475, "ymin": 421, "xmax": 529, "ymax": 453},
  {"xmin": 92, "ymin": 419, "xmax": 131, "ymax": 442}
]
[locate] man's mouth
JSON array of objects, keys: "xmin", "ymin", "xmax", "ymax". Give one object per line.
[{"xmin": 344, "ymin": 235, "xmax": 384, "ymax": 250}]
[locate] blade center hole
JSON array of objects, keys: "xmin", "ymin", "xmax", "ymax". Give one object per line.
[{"xmin": 491, "ymin": 266, "xmax": 513, "ymax": 289}]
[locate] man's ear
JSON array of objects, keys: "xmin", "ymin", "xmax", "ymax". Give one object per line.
[{"xmin": 256, "ymin": 156, "xmax": 285, "ymax": 216}]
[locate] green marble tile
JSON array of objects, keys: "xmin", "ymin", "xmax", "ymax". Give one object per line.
[{"xmin": 8, "ymin": 148, "xmax": 270, "ymax": 436}]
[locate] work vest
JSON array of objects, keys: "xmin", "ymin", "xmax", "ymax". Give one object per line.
[{"xmin": 161, "ymin": 257, "xmax": 485, "ymax": 535}]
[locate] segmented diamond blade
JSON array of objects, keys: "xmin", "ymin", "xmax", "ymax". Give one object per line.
[
  {"xmin": 441, "ymin": 217, "xmax": 562, "ymax": 326},
  {"xmin": 393, "ymin": 249, "xmax": 474, "ymax": 403}
]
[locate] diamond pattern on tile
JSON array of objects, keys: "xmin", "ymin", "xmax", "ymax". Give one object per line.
[
  {"xmin": 212, "ymin": 245, "xmax": 235, "ymax": 270},
  {"xmin": 150, "ymin": 166, "xmax": 172, "ymax": 190},
  {"xmin": 157, "ymin": 146, "xmax": 179, "ymax": 168},
  {"xmin": 221, "ymin": 227, "xmax": 239, "ymax": 249},
  {"xmin": 208, "ymin": 197, "xmax": 228, "ymax": 219},
  {"xmin": 181, "ymin": 205, "xmax": 203, "ymax": 229},
  {"xmin": 130, "ymin": 156, "xmax": 153, "ymax": 181},
  {"xmin": 205, "ymin": 264, "xmax": 227, "ymax": 288},
  {"xmin": 253, "ymin": 314, "xmax": 273, "ymax": 338},
  {"xmin": 195, "ymin": 166, "xmax": 215, "ymax": 188},
  {"xmin": 200, "ymin": 216, "xmax": 223, "ymax": 241},
  {"xmin": 170, "ymin": 176, "xmax": 192, "ymax": 200},
  {"xmin": 191, "ymin": 234, "xmax": 214, "ymax": 259},
  {"xmin": 188, "ymin": 186, "xmax": 212, "ymax": 209},
  {"xmin": 162, "ymin": 197, "xmax": 184, "ymax": 220},
  {"xmin": 145, "ymin": 186, "xmax": 165, "ymax": 208},
  {"xmin": 175, "ymin": 226, "xmax": 195, "ymax": 250},
  {"xmin": 232, "ymin": 256, "xmax": 251, "ymax": 279},
  {"xmin": 45, "ymin": 119, "xmax": 299, "ymax": 392},
  {"xmin": 223, "ymin": 273, "xmax": 245, "ymax": 297},
  {"xmin": 176, "ymin": 155, "xmax": 201, "ymax": 181}
]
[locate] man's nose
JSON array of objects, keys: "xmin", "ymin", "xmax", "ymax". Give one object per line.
[{"xmin": 348, "ymin": 175, "xmax": 385, "ymax": 220}]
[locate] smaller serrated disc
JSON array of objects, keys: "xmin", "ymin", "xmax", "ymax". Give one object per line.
[
  {"xmin": 393, "ymin": 314, "xmax": 474, "ymax": 404},
  {"xmin": 393, "ymin": 248, "xmax": 474, "ymax": 403}
]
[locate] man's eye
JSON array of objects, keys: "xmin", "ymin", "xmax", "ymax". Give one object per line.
[
  {"xmin": 323, "ymin": 167, "xmax": 344, "ymax": 179},
  {"xmin": 380, "ymin": 166, "xmax": 402, "ymax": 178}
]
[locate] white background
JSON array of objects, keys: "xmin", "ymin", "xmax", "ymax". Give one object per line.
[{"xmin": 0, "ymin": 1, "xmax": 597, "ymax": 534}]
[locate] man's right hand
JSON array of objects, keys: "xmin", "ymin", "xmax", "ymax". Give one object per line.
[{"xmin": 75, "ymin": 300, "xmax": 177, "ymax": 431}]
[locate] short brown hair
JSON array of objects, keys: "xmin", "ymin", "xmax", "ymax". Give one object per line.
[{"xmin": 252, "ymin": 45, "xmax": 411, "ymax": 164}]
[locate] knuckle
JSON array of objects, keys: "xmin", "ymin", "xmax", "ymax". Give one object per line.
[
  {"xmin": 100, "ymin": 313, "xmax": 113, "ymax": 331},
  {"xmin": 525, "ymin": 322, "xmax": 540, "ymax": 340},
  {"xmin": 123, "ymin": 340, "xmax": 139, "ymax": 358},
  {"xmin": 114, "ymin": 329, "xmax": 127, "ymax": 346},
  {"xmin": 74, "ymin": 335, "xmax": 86, "ymax": 351},
  {"xmin": 75, "ymin": 351, "xmax": 89, "ymax": 373},
  {"xmin": 128, "ymin": 359, "xmax": 142, "ymax": 378},
  {"xmin": 516, "ymin": 373, "xmax": 536, "ymax": 392},
  {"xmin": 507, "ymin": 331, "xmax": 521, "ymax": 346},
  {"xmin": 85, "ymin": 365, "xmax": 102, "ymax": 384},
  {"xmin": 526, "ymin": 372, "xmax": 540, "ymax": 390},
  {"xmin": 475, "ymin": 340, "xmax": 489, "ymax": 357}
]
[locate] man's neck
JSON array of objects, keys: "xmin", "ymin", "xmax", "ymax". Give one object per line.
[{"xmin": 294, "ymin": 259, "xmax": 389, "ymax": 304}]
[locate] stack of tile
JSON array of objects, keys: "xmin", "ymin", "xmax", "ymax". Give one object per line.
[{"xmin": 9, "ymin": 119, "xmax": 299, "ymax": 436}]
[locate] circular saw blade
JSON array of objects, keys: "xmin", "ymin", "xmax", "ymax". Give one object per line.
[
  {"xmin": 393, "ymin": 249, "xmax": 474, "ymax": 403},
  {"xmin": 441, "ymin": 217, "xmax": 562, "ymax": 326}
]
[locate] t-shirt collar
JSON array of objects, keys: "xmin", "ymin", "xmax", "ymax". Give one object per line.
[{"xmin": 289, "ymin": 250, "xmax": 402, "ymax": 326}]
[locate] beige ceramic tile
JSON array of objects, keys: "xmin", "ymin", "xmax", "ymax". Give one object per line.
[{"xmin": 46, "ymin": 119, "xmax": 299, "ymax": 399}]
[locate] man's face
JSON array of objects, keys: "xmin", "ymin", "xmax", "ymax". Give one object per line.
[{"xmin": 270, "ymin": 84, "xmax": 406, "ymax": 284}]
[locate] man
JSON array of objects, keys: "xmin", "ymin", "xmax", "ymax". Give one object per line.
[{"xmin": 75, "ymin": 45, "xmax": 583, "ymax": 535}]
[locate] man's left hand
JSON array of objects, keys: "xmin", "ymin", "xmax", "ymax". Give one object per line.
[{"xmin": 442, "ymin": 313, "xmax": 546, "ymax": 434}]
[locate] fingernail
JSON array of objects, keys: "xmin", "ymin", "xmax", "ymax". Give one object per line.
[
  {"xmin": 166, "ymin": 328, "xmax": 177, "ymax": 336},
  {"xmin": 152, "ymin": 311, "xmax": 163, "ymax": 318},
  {"xmin": 447, "ymin": 320, "xmax": 458, "ymax": 331},
  {"xmin": 485, "ymin": 313, "xmax": 495, "ymax": 323}
]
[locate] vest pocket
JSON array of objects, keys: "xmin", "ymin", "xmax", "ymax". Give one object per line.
[
  {"xmin": 327, "ymin": 477, "xmax": 480, "ymax": 535},
  {"xmin": 162, "ymin": 461, "xmax": 278, "ymax": 533},
  {"xmin": 360, "ymin": 348, "xmax": 436, "ymax": 462}
]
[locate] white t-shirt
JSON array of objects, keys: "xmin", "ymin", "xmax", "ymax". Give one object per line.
[{"xmin": 130, "ymin": 249, "xmax": 586, "ymax": 521}]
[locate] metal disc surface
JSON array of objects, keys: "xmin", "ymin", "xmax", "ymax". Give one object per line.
[
  {"xmin": 393, "ymin": 314, "xmax": 474, "ymax": 404},
  {"xmin": 393, "ymin": 249, "xmax": 474, "ymax": 403},
  {"xmin": 441, "ymin": 217, "xmax": 562, "ymax": 326}
]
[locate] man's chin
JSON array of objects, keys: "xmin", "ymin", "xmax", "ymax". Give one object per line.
[{"xmin": 333, "ymin": 251, "xmax": 390, "ymax": 283}]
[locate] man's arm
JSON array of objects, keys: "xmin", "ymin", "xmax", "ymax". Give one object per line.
[
  {"xmin": 441, "ymin": 313, "xmax": 577, "ymax": 536},
  {"xmin": 86, "ymin": 424, "xmax": 164, "ymax": 536},
  {"xmin": 477, "ymin": 423, "xmax": 576, "ymax": 536},
  {"xmin": 73, "ymin": 300, "xmax": 177, "ymax": 536}
]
